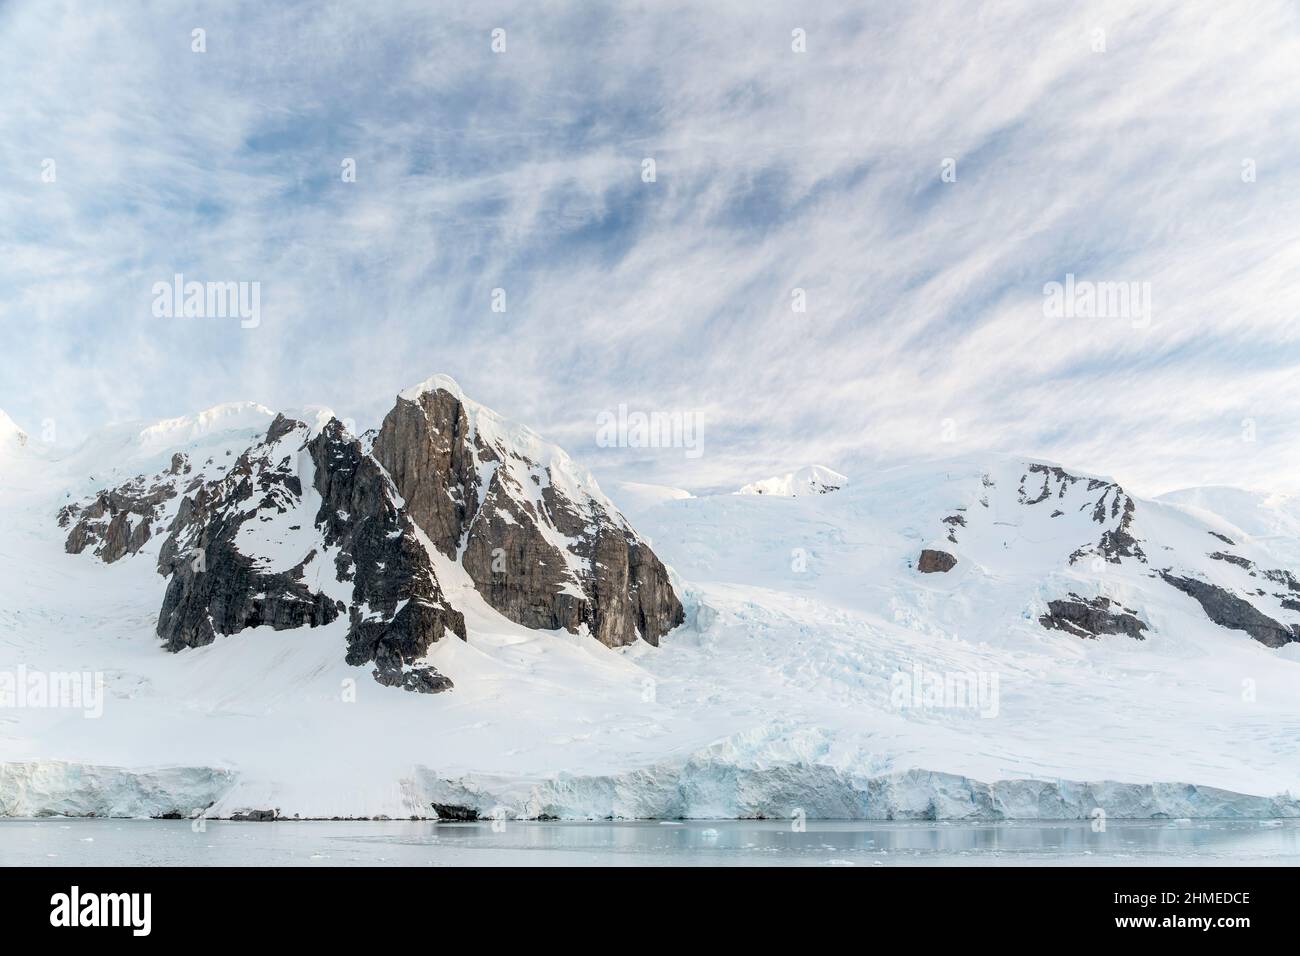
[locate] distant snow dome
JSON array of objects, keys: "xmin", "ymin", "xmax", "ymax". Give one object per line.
[
  {"xmin": 737, "ymin": 465, "xmax": 847, "ymax": 497},
  {"xmin": 131, "ymin": 402, "xmax": 276, "ymax": 457}
]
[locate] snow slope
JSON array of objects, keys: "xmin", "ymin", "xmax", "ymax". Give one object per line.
[
  {"xmin": 605, "ymin": 481, "xmax": 693, "ymax": 524},
  {"xmin": 0, "ymin": 409, "xmax": 28, "ymax": 452},
  {"xmin": 1157, "ymin": 486, "xmax": 1300, "ymax": 565},
  {"xmin": 737, "ymin": 464, "xmax": 847, "ymax": 497},
  {"xmin": 3, "ymin": 401, "xmax": 1300, "ymax": 820}
]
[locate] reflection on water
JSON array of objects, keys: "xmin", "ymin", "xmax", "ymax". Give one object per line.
[{"xmin": 2, "ymin": 818, "xmax": 1297, "ymax": 866}]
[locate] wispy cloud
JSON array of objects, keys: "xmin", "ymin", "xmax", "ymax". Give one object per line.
[{"xmin": 1, "ymin": 0, "xmax": 1298, "ymax": 496}]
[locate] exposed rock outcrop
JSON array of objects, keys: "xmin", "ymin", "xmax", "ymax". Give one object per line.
[
  {"xmin": 1262, "ymin": 568, "xmax": 1300, "ymax": 593},
  {"xmin": 1039, "ymin": 593, "xmax": 1147, "ymax": 640},
  {"xmin": 1160, "ymin": 572, "xmax": 1299, "ymax": 648},
  {"xmin": 917, "ymin": 549, "xmax": 957, "ymax": 573},
  {"xmin": 230, "ymin": 808, "xmax": 278, "ymax": 822},
  {"xmin": 1068, "ymin": 481, "xmax": 1145, "ymax": 565},
  {"xmin": 1209, "ymin": 551, "xmax": 1254, "ymax": 571},
  {"xmin": 940, "ymin": 463, "xmax": 1147, "ymax": 570},
  {"xmin": 58, "ymin": 454, "xmax": 197, "ymax": 564},
  {"xmin": 430, "ymin": 802, "xmax": 479, "ymax": 821},
  {"xmin": 374, "ymin": 378, "xmax": 684, "ymax": 648},
  {"xmin": 1093, "ymin": 494, "xmax": 1145, "ymax": 563}
]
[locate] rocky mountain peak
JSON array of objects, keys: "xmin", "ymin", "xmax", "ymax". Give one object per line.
[{"xmin": 375, "ymin": 378, "xmax": 684, "ymax": 648}]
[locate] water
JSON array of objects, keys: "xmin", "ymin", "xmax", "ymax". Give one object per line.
[{"xmin": 2, "ymin": 818, "xmax": 1299, "ymax": 866}]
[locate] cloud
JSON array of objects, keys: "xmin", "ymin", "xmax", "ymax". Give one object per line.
[{"xmin": 1, "ymin": 0, "xmax": 1297, "ymax": 496}]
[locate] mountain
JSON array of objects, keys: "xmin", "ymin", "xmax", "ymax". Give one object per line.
[
  {"xmin": 42, "ymin": 376, "xmax": 683, "ymax": 698},
  {"xmin": 737, "ymin": 464, "xmax": 847, "ymax": 497},
  {"xmin": 896, "ymin": 461, "xmax": 1298, "ymax": 646},
  {"xmin": 3, "ymin": 391, "xmax": 1300, "ymax": 821}
]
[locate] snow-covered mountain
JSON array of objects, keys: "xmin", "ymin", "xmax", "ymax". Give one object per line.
[
  {"xmin": 3, "ymin": 385, "xmax": 1300, "ymax": 821},
  {"xmin": 737, "ymin": 464, "xmax": 847, "ymax": 497},
  {"xmin": 43, "ymin": 378, "xmax": 682, "ymax": 698}
]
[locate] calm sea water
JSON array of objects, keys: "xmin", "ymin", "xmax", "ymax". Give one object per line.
[{"xmin": 2, "ymin": 818, "xmax": 1298, "ymax": 866}]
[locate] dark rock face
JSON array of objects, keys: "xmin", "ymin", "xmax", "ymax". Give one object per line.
[
  {"xmin": 230, "ymin": 808, "xmax": 278, "ymax": 822},
  {"xmin": 1016, "ymin": 464, "xmax": 1094, "ymax": 505},
  {"xmin": 156, "ymin": 419, "xmax": 342, "ymax": 651},
  {"xmin": 372, "ymin": 388, "xmax": 479, "ymax": 558},
  {"xmin": 374, "ymin": 384, "xmax": 684, "ymax": 648},
  {"xmin": 58, "ymin": 456, "xmax": 196, "ymax": 564},
  {"xmin": 942, "ymin": 514, "xmax": 965, "ymax": 543},
  {"xmin": 1094, "ymin": 494, "xmax": 1145, "ymax": 563},
  {"xmin": 1064, "ymin": 483, "xmax": 1146, "ymax": 566},
  {"xmin": 308, "ymin": 418, "xmax": 466, "ymax": 689},
  {"xmin": 1209, "ymin": 551, "xmax": 1254, "ymax": 571},
  {"xmin": 1018, "ymin": 468, "xmax": 1057, "ymax": 505},
  {"xmin": 430, "ymin": 802, "xmax": 478, "ymax": 821},
  {"xmin": 1262, "ymin": 568, "xmax": 1300, "ymax": 593},
  {"xmin": 1160, "ymin": 572, "xmax": 1300, "ymax": 648},
  {"xmin": 156, "ymin": 415, "xmax": 464, "ymax": 692},
  {"xmin": 1039, "ymin": 593, "xmax": 1147, "ymax": 640},
  {"xmin": 917, "ymin": 549, "xmax": 957, "ymax": 573}
]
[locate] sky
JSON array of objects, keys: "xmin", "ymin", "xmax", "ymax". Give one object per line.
[{"xmin": 2, "ymin": 0, "xmax": 1299, "ymax": 496}]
